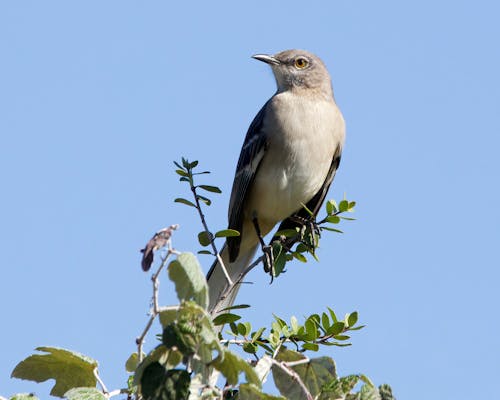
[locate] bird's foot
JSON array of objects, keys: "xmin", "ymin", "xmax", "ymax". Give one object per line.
[
  {"xmin": 252, "ymin": 214, "xmax": 276, "ymax": 281},
  {"xmin": 291, "ymin": 215, "xmax": 321, "ymax": 250},
  {"xmin": 262, "ymin": 244, "xmax": 275, "ymax": 280}
]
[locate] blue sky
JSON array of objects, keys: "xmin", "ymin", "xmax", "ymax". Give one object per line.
[{"xmin": 1, "ymin": 1, "xmax": 499, "ymax": 399}]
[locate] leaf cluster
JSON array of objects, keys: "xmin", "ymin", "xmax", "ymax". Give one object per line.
[
  {"xmin": 270, "ymin": 198, "xmax": 356, "ymax": 278},
  {"xmin": 6, "ymin": 159, "xmax": 395, "ymax": 400},
  {"xmin": 174, "ymin": 158, "xmax": 239, "ymax": 258},
  {"xmin": 215, "ymin": 307, "xmax": 363, "ymax": 356}
]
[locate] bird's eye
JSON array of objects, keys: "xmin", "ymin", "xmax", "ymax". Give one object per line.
[{"xmin": 294, "ymin": 57, "xmax": 308, "ymax": 69}]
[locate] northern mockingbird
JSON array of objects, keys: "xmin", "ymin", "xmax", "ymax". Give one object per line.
[{"xmin": 207, "ymin": 49, "xmax": 345, "ymax": 313}]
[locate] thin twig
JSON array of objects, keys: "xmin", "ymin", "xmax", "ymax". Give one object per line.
[
  {"xmin": 216, "ymin": 252, "xmax": 232, "ymax": 285},
  {"xmin": 211, "ymin": 255, "xmax": 264, "ymax": 315},
  {"xmin": 283, "ymin": 358, "xmax": 311, "ymax": 368},
  {"xmin": 94, "ymin": 368, "xmax": 108, "ymax": 394},
  {"xmin": 189, "ymin": 179, "xmax": 233, "ymax": 286},
  {"xmin": 136, "ymin": 238, "xmax": 179, "ymax": 363},
  {"xmin": 107, "ymin": 388, "xmax": 130, "ymax": 398},
  {"xmin": 157, "ymin": 305, "xmax": 180, "ymax": 313},
  {"xmin": 272, "ymin": 341, "xmax": 283, "ymax": 360}
]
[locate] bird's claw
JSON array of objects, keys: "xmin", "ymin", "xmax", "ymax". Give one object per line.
[{"xmin": 262, "ymin": 244, "xmax": 274, "ymax": 280}]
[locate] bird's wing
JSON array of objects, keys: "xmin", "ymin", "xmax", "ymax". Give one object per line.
[{"xmin": 227, "ymin": 100, "xmax": 270, "ymax": 262}]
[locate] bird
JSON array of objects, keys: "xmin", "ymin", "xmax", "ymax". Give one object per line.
[{"xmin": 206, "ymin": 49, "xmax": 345, "ymax": 314}]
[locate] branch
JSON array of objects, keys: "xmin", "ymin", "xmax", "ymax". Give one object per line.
[
  {"xmin": 136, "ymin": 234, "xmax": 179, "ymax": 363},
  {"xmin": 210, "ymin": 255, "xmax": 265, "ymax": 315},
  {"xmin": 107, "ymin": 389, "xmax": 130, "ymax": 398},
  {"xmin": 94, "ymin": 368, "xmax": 108, "ymax": 394},
  {"xmin": 189, "ymin": 179, "xmax": 233, "ymax": 287}
]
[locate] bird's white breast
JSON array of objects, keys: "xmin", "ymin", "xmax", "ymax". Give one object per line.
[{"xmin": 247, "ymin": 91, "xmax": 345, "ymax": 231}]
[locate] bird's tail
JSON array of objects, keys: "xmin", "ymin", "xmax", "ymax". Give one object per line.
[{"xmin": 206, "ymin": 244, "xmax": 257, "ymax": 314}]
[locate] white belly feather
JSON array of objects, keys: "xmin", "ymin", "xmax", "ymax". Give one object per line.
[{"xmin": 246, "ymin": 91, "xmax": 345, "ymax": 232}]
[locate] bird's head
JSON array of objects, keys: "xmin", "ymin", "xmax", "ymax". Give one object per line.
[{"xmin": 252, "ymin": 49, "xmax": 333, "ymax": 96}]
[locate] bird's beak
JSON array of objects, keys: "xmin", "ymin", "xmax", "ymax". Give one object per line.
[{"xmin": 252, "ymin": 54, "xmax": 281, "ymax": 65}]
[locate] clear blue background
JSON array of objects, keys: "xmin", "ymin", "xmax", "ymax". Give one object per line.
[{"xmin": 1, "ymin": 1, "xmax": 499, "ymax": 399}]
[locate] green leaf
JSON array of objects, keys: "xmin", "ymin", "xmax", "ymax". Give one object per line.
[
  {"xmin": 198, "ymin": 185, "xmax": 222, "ymax": 193},
  {"xmin": 243, "ymin": 342, "xmax": 258, "ymax": 354},
  {"xmin": 231, "ymin": 319, "xmax": 248, "ymax": 335},
  {"xmin": 237, "ymin": 322, "xmax": 250, "ymax": 336},
  {"xmin": 163, "ymin": 324, "xmax": 196, "ymax": 355},
  {"xmin": 125, "ymin": 352, "xmax": 140, "ymax": 373},
  {"xmin": 325, "ymin": 215, "xmax": 341, "ymax": 224},
  {"xmin": 64, "ymin": 387, "xmax": 106, "ymax": 400},
  {"xmin": 309, "ymin": 314, "xmax": 321, "ymax": 326},
  {"xmin": 359, "ymin": 374, "xmax": 375, "ymax": 387},
  {"xmin": 197, "ymin": 231, "xmax": 212, "ymax": 247},
  {"xmin": 140, "ymin": 364, "xmax": 190, "ymax": 400},
  {"xmin": 319, "ymin": 374, "xmax": 360, "ymax": 398},
  {"xmin": 340, "ymin": 216, "xmax": 356, "ymax": 221},
  {"xmin": 215, "ymin": 229, "xmax": 240, "ymax": 238},
  {"xmin": 302, "ymin": 343, "xmax": 319, "ymax": 352},
  {"xmin": 173, "ymin": 160, "xmax": 183, "ymax": 170},
  {"xmin": 320, "ymin": 227, "xmax": 343, "ymax": 233},
  {"xmin": 196, "ymin": 194, "xmax": 212, "ymax": 206},
  {"xmin": 295, "ymin": 243, "xmax": 308, "ymax": 253},
  {"xmin": 174, "ymin": 198, "xmax": 196, "ymax": 208},
  {"xmin": 349, "ymin": 325, "xmax": 366, "ymax": 331},
  {"xmin": 255, "ymin": 341, "xmax": 274, "ymax": 354},
  {"xmin": 162, "ymin": 301, "xmax": 221, "ymax": 364},
  {"xmin": 321, "ymin": 312, "xmax": 331, "ymax": 331},
  {"xmin": 272, "ymin": 242, "xmax": 287, "ymax": 277},
  {"xmin": 326, "ymin": 199, "xmax": 338, "ymax": 214},
  {"xmin": 212, "ymin": 313, "xmax": 241, "ymax": 326},
  {"xmin": 168, "ymin": 253, "xmax": 208, "ymax": 309},
  {"xmin": 197, "ymin": 250, "xmax": 212, "ymax": 255},
  {"xmin": 347, "ymin": 311, "xmax": 359, "ymax": 327},
  {"xmin": 251, "ymin": 327, "xmax": 266, "ymax": 342},
  {"xmin": 327, "ymin": 321, "xmax": 345, "ymax": 336},
  {"xmin": 229, "ymin": 322, "xmax": 239, "ymax": 336},
  {"xmin": 359, "ymin": 383, "xmax": 381, "ymax": 400},
  {"xmin": 290, "ymin": 316, "xmax": 300, "ymax": 334},
  {"xmin": 333, "ymin": 335, "xmax": 350, "ymax": 341},
  {"xmin": 273, "ymin": 349, "xmax": 337, "ymax": 399},
  {"xmin": 292, "ymin": 252, "xmax": 307, "ymax": 262},
  {"xmin": 158, "ymin": 308, "xmax": 178, "ymax": 328},
  {"xmin": 378, "ymin": 384, "xmax": 395, "ymax": 400},
  {"xmin": 328, "ymin": 307, "xmax": 338, "ymax": 323},
  {"xmin": 11, "ymin": 347, "xmax": 97, "ymax": 398},
  {"xmin": 175, "ymin": 169, "xmax": 189, "ymax": 177},
  {"xmin": 239, "ymin": 383, "xmax": 285, "ymax": 400},
  {"xmin": 348, "ymin": 201, "xmax": 356, "ymax": 211},
  {"xmin": 338, "ymin": 200, "xmax": 349, "ymax": 212},
  {"xmin": 304, "ymin": 318, "xmax": 319, "ymax": 341},
  {"xmin": 188, "ymin": 160, "xmax": 199, "ymax": 169},
  {"xmin": 133, "ymin": 345, "xmax": 182, "ymax": 386},
  {"xmin": 273, "ymin": 315, "xmax": 288, "ymax": 329},
  {"xmin": 139, "ymin": 362, "xmax": 165, "ymax": 400},
  {"xmin": 212, "ymin": 349, "xmax": 260, "ymax": 387}
]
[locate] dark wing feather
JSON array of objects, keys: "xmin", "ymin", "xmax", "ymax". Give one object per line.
[{"xmin": 227, "ymin": 101, "xmax": 270, "ymax": 262}]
